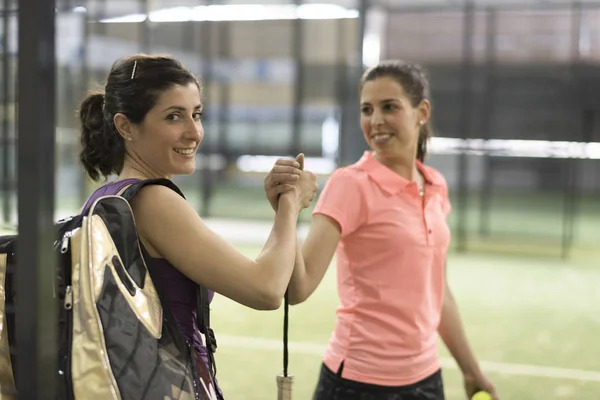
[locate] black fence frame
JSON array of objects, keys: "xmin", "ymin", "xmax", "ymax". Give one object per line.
[{"xmin": 13, "ymin": 0, "xmax": 58, "ymax": 398}]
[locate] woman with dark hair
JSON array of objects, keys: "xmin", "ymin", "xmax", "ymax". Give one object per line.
[
  {"xmin": 78, "ymin": 53, "xmax": 318, "ymax": 399},
  {"xmin": 264, "ymin": 60, "xmax": 499, "ymax": 400}
]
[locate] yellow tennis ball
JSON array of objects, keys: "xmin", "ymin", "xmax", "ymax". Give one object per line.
[{"xmin": 472, "ymin": 391, "xmax": 492, "ymax": 400}]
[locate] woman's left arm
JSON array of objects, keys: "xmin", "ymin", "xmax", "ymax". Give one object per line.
[{"xmin": 438, "ymin": 262, "xmax": 500, "ymax": 400}]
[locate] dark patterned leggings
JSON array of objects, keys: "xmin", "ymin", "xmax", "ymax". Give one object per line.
[{"xmin": 312, "ymin": 363, "xmax": 445, "ymax": 400}]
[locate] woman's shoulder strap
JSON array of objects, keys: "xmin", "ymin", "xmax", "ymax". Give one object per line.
[{"xmin": 120, "ymin": 178, "xmax": 186, "ymax": 201}]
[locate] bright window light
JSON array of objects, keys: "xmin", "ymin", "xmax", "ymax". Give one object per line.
[
  {"xmin": 321, "ymin": 114, "xmax": 340, "ymax": 160},
  {"xmin": 296, "ymin": 4, "xmax": 359, "ymax": 19},
  {"xmin": 191, "ymin": 4, "xmax": 297, "ymax": 21},
  {"xmin": 237, "ymin": 155, "xmax": 337, "ymax": 174},
  {"xmin": 149, "ymin": 7, "xmax": 193, "ymax": 22},
  {"xmin": 236, "ymin": 138, "xmax": 600, "ymax": 174},
  {"xmin": 363, "ymin": 33, "xmax": 381, "ymax": 68},
  {"xmin": 100, "ymin": 3, "xmax": 359, "ymax": 23},
  {"xmin": 100, "ymin": 13, "xmax": 147, "ymax": 23}
]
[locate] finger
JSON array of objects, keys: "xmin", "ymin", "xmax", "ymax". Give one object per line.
[
  {"xmin": 264, "ymin": 174, "xmax": 274, "ymax": 189},
  {"xmin": 275, "ymin": 158, "xmax": 301, "ymax": 168},
  {"xmin": 267, "ymin": 181, "xmax": 294, "ymax": 193},
  {"xmin": 265, "ymin": 167, "xmax": 302, "ymax": 187},
  {"xmin": 268, "ymin": 174, "xmax": 300, "ymax": 188},
  {"xmin": 273, "ymin": 186, "xmax": 294, "ymax": 199},
  {"xmin": 265, "ymin": 172, "xmax": 299, "ymax": 187},
  {"xmin": 295, "ymin": 153, "xmax": 305, "ymax": 170},
  {"xmin": 278, "ymin": 184, "xmax": 295, "ymax": 192},
  {"xmin": 268, "ymin": 184, "xmax": 294, "ymax": 197},
  {"xmin": 272, "ymin": 165, "xmax": 302, "ymax": 175}
]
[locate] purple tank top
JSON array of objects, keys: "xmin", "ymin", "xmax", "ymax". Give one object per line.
[{"xmin": 82, "ymin": 178, "xmax": 220, "ymax": 394}]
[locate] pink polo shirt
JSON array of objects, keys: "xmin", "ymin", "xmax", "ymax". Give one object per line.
[{"xmin": 313, "ymin": 151, "xmax": 452, "ymax": 387}]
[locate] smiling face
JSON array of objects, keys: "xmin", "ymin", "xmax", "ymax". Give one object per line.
[
  {"xmin": 126, "ymin": 82, "xmax": 204, "ymax": 177},
  {"xmin": 360, "ymin": 76, "xmax": 429, "ymax": 159}
]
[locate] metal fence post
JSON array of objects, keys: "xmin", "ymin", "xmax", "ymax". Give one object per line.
[
  {"xmin": 16, "ymin": 0, "xmax": 58, "ymax": 397},
  {"xmin": 456, "ymin": 0, "xmax": 475, "ymax": 252}
]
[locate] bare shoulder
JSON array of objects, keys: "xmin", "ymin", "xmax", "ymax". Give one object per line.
[
  {"xmin": 128, "ymin": 183, "xmax": 191, "ymax": 216},
  {"xmin": 127, "ymin": 183, "xmax": 206, "ymax": 249},
  {"xmin": 127, "ymin": 183, "xmax": 198, "ymax": 256}
]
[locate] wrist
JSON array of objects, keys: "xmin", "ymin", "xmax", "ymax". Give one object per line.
[
  {"xmin": 462, "ymin": 364, "xmax": 483, "ymax": 380},
  {"xmin": 278, "ymin": 192, "xmax": 300, "ymax": 214}
]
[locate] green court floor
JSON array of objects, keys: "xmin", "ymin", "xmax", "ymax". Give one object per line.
[
  {"xmin": 1, "ymin": 220, "xmax": 598, "ymax": 399},
  {"xmin": 211, "ymin": 245, "xmax": 600, "ymax": 400}
]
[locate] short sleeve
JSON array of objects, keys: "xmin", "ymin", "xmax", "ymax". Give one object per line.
[{"xmin": 312, "ymin": 168, "xmax": 366, "ymax": 238}]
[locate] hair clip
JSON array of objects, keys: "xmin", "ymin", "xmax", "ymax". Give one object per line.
[{"xmin": 131, "ymin": 60, "xmax": 138, "ymax": 80}]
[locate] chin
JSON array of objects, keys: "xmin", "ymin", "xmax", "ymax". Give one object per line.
[{"xmin": 172, "ymin": 164, "xmax": 196, "ymax": 177}]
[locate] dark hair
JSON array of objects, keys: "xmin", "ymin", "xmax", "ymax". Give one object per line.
[
  {"xmin": 78, "ymin": 54, "xmax": 201, "ymax": 181},
  {"xmin": 360, "ymin": 60, "xmax": 432, "ymax": 162}
]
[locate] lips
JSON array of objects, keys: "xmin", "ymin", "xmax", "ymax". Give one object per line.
[
  {"xmin": 371, "ymin": 133, "xmax": 393, "ymax": 144},
  {"xmin": 372, "ymin": 133, "xmax": 392, "ymax": 140},
  {"xmin": 174, "ymin": 148, "xmax": 195, "ymax": 155}
]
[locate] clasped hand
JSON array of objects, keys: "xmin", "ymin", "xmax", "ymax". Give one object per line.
[{"xmin": 263, "ymin": 153, "xmax": 319, "ymax": 211}]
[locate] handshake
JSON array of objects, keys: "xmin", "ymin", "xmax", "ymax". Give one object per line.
[{"xmin": 263, "ymin": 153, "xmax": 319, "ymax": 211}]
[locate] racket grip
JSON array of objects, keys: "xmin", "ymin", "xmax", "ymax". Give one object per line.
[{"xmin": 276, "ymin": 374, "xmax": 294, "ymax": 400}]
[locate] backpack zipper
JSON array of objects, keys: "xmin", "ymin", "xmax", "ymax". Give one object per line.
[{"xmin": 60, "ymin": 231, "xmax": 74, "ymax": 400}]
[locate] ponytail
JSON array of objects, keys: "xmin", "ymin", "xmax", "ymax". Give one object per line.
[
  {"xmin": 416, "ymin": 121, "xmax": 431, "ymax": 162},
  {"xmin": 78, "ymin": 91, "xmax": 125, "ymax": 181}
]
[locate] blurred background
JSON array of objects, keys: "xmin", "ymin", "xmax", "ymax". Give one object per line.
[{"xmin": 1, "ymin": 0, "xmax": 600, "ymax": 399}]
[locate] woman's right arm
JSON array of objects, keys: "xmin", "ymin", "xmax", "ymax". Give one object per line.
[
  {"xmin": 130, "ymin": 185, "xmax": 310, "ymax": 311},
  {"xmin": 287, "ymin": 214, "xmax": 340, "ymax": 305},
  {"xmin": 265, "ymin": 167, "xmax": 365, "ymax": 305}
]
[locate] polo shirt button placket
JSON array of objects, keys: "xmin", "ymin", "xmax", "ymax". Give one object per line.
[{"xmin": 425, "ymin": 213, "xmax": 433, "ymax": 244}]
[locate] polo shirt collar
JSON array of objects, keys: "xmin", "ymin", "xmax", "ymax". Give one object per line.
[{"xmin": 356, "ymin": 151, "xmax": 443, "ymax": 196}]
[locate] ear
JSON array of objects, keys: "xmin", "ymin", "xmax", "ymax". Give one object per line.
[
  {"xmin": 113, "ymin": 113, "xmax": 134, "ymax": 141},
  {"xmin": 416, "ymin": 99, "xmax": 431, "ymax": 126}
]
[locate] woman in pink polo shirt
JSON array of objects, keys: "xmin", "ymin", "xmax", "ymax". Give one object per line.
[{"xmin": 264, "ymin": 60, "xmax": 499, "ymax": 400}]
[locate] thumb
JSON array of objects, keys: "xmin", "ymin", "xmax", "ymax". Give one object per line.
[{"xmin": 295, "ymin": 153, "xmax": 305, "ymax": 171}]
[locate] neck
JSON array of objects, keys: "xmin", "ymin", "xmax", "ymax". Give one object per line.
[
  {"xmin": 373, "ymin": 151, "xmax": 420, "ymax": 181},
  {"xmin": 118, "ymin": 156, "xmax": 171, "ymax": 181}
]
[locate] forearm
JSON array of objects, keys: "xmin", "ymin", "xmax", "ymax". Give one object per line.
[
  {"xmin": 287, "ymin": 238, "xmax": 308, "ymax": 304},
  {"xmin": 255, "ymin": 193, "xmax": 299, "ymax": 296},
  {"xmin": 438, "ymin": 288, "xmax": 481, "ymax": 377},
  {"xmin": 283, "ymin": 214, "xmax": 341, "ymax": 305}
]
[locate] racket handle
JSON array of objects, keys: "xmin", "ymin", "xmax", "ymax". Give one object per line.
[{"xmin": 276, "ymin": 374, "xmax": 294, "ymax": 400}]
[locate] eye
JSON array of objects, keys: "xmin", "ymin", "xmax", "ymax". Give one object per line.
[
  {"xmin": 384, "ymin": 103, "xmax": 397, "ymax": 111},
  {"xmin": 361, "ymin": 106, "xmax": 372, "ymax": 115},
  {"xmin": 167, "ymin": 114, "xmax": 181, "ymax": 121},
  {"xmin": 193, "ymin": 111, "xmax": 203, "ymax": 120}
]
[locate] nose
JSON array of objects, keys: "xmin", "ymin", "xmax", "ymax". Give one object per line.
[
  {"xmin": 370, "ymin": 108, "xmax": 384, "ymax": 127},
  {"xmin": 185, "ymin": 117, "xmax": 203, "ymax": 142}
]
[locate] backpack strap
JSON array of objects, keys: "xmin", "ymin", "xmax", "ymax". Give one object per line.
[
  {"xmin": 198, "ymin": 286, "xmax": 218, "ymax": 374},
  {"xmin": 121, "ymin": 178, "xmax": 220, "ymax": 396},
  {"xmin": 120, "ymin": 178, "xmax": 186, "ymax": 202},
  {"xmin": 198, "ymin": 287, "xmax": 215, "ymax": 352}
]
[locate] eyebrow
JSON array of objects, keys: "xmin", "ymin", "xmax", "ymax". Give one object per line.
[
  {"xmin": 162, "ymin": 104, "xmax": 203, "ymax": 112},
  {"xmin": 360, "ymin": 98, "xmax": 398, "ymax": 106}
]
